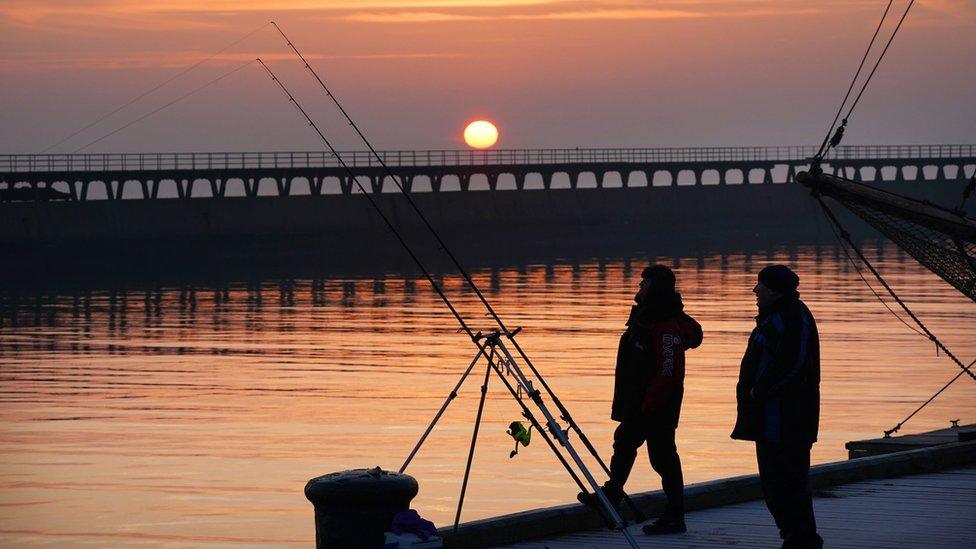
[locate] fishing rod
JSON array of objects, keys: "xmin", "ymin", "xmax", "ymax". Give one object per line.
[
  {"xmin": 254, "ymin": 58, "xmax": 640, "ymax": 547},
  {"xmin": 268, "ymin": 22, "xmax": 621, "ymax": 490},
  {"xmin": 44, "ymin": 21, "xmax": 271, "ymax": 154}
]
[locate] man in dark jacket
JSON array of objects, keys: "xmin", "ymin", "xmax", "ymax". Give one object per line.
[
  {"xmin": 579, "ymin": 265, "xmax": 703, "ymax": 535},
  {"xmin": 732, "ymin": 265, "xmax": 823, "ymax": 549}
]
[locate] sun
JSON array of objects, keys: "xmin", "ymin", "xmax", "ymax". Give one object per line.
[{"xmin": 463, "ymin": 120, "xmax": 499, "ymax": 149}]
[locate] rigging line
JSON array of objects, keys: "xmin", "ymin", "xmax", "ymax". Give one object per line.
[
  {"xmin": 270, "ymin": 22, "xmax": 594, "ymax": 440},
  {"xmin": 269, "ymin": 21, "xmax": 512, "ymax": 329},
  {"xmin": 41, "ymin": 21, "xmax": 271, "ymax": 154},
  {"xmin": 70, "ymin": 59, "xmax": 256, "ymax": 153},
  {"xmin": 819, "ymin": 200, "xmax": 924, "ymax": 337},
  {"xmin": 815, "ymin": 195, "xmax": 976, "ymax": 381},
  {"xmin": 255, "ymin": 58, "xmax": 491, "ymax": 358},
  {"xmin": 815, "ymin": 0, "xmax": 895, "ymax": 160},
  {"xmin": 842, "ymin": 0, "xmax": 916, "ymax": 124},
  {"xmin": 885, "ymin": 357, "xmax": 976, "ymax": 437}
]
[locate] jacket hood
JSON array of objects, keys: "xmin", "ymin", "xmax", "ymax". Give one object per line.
[{"xmin": 628, "ymin": 291, "xmax": 684, "ymax": 326}]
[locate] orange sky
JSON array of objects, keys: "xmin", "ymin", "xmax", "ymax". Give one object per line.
[{"xmin": 1, "ymin": 1, "xmax": 973, "ymax": 152}]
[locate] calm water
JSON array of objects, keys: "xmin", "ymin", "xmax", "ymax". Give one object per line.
[{"xmin": 1, "ymin": 243, "xmax": 974, "ymax": 547}]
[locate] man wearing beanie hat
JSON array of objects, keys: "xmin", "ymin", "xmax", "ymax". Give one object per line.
[
  {"xmin": 578, "ymin": 264, "xmax": 703, "ymax": 535},
  {"xmin": 732, "ymin": 265, "xmax": 823, "ymax": 548}
]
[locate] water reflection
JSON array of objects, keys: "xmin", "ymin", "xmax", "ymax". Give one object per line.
[{"xmin": 0, "ymin": 242, "xmax": 973, "ymax": 547}]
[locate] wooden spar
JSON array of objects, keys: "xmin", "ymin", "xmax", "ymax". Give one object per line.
[{"xmin": 796, "ymin": 170, "xmax": 976, "ymax": 243}]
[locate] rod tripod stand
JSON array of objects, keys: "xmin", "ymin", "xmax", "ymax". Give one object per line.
[{"xmin": 399, "ymin": 330, "xmax": 643, "ymax": 549}]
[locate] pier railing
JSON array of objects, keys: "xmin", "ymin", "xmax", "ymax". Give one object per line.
[{"xmin": 3, "ymin": 144, "xmax": 974, "ymax": 173}]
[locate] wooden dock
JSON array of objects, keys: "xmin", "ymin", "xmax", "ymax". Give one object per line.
[
  {"xmin": 846, "ymin": 423, "xmax": 976, "ymax": 459},
  {"xmin": 502, "ymin": 466, "xmax": 976, "ymax": 548},
  {"xmin": 440, "ymin": 436, "xmax": 976, "ymax": 548}
]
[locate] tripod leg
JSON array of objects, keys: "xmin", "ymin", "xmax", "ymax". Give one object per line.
[
  {"xmin": 504, "ymin": 337, "xmax": 645, "ymax": 521},
  {"xmin": 453, "ymin": 360, "xmax": 492, "ymax": 531},
  {"xmin": 484, "ymin": 360, "xmax": 619, "ymax": 529},
  {"xmin": 400, "ymin": 346, "xmax": 485, "ymax": 473},
  {"xmin": 493, "ymin": 340, "xmax": 641, "ymax": 549}
]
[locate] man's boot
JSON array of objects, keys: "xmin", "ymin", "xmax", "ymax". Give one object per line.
[
  {"xmin": 641, "ymin": 505, "xmax": 686, "ymax": 535},
  {"xmin": 577, "ymin": 482, "xmax": 624, "ymax": 509}
]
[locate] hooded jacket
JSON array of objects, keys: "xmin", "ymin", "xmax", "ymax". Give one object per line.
[
  {"xmin": 611, "ymin": 291, "xmax": 703, "ymax": 427},
  {"xmin": 731, "ymin": 293, "xmax": 820, "ymax": 444}
]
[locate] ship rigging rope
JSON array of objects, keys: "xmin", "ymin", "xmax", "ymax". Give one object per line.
[
  {"xmin": 827, "ymin": 215, "xmax": 925, "ymax": 338},
  {"xmin": 42, "ymin": 22, "xmax": 271, "ymax": 154},
  {"xmin": 815, "ymin": 196, "xmax": 974, "ymax": 382},
  {"xmin": 815, "ymin": 0, "xmax": 916, "ymax": 162},
  {"xmin": 815, "ymin": 0, "xmax": 895, "ymax": 160},
  {"xmin": 815, "ymin": 195, "xmax": 975, "ymax": 434},
  {"xmin": 886, "ymin": 358, "xmax": 976, "ymax": 438},
  {"xmin": 70, "ymin": 59, "xmax": 257, "ymax": 153}
]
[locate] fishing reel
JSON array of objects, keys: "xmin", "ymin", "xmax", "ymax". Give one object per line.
[{"xmin": 506, "ymin": 421, "xmax": 534, "ymax": 458}]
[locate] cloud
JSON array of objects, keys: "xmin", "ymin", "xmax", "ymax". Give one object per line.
[
  {"xmin": 346, "ymin": 8, "xmax": 701, "ymax": 23},
  {"xmin": 344, "ymin": 5, "xmax": 832, "ymax": 24},
  {"xmin": 0, "ymin": 50, "xmax": 462, "ymax": 72}
]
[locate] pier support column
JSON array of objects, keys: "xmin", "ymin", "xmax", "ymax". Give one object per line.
[
  {"xmin": 277, "ymin": 177, "xmax": 291, "ymax": 196},
  {"xmin": 459, "ymin": 174, "xmax": 471, "ymax": 192},
  {"xmin": 542, "ymin": 171, "xmax": 555, "ymax": 190},
  {"xmin": 399, "ymin": 175, "xmax": 413, "ymax": 193},
  {"xmin": 310, "ymin": 177, "xmax": 323, "ymax": 195},
  {"xmin": 487, "ymin": 173, "xmax": 499, "ymax": 191},
  {"xmin": 431, "ymin": 175, "xmax": 443, "ymax": 192}
]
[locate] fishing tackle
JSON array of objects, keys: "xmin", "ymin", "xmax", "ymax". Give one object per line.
[{"xmin": 506, "ymin": 421, "xmax": 534, "ymax": 458}]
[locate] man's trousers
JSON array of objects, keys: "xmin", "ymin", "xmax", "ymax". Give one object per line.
[{"xmin": 608, "ymin": 418, "xmax": 684, "ymax": 518}]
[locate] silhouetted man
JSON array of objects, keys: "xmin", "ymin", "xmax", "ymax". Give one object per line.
[
  {"xmin": 732, "ymin": 265, "xmax": 823, "ymax": 548},
  {"xmin": 579, "ymin": 265, "xmax": 703, "ymax": 535}
]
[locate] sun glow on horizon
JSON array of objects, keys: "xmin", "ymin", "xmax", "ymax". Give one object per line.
[{"xmin": 463, "ymin": 120, "xmax": 498, "ymax": 149}]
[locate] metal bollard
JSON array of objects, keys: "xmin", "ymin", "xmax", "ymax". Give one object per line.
[{"xmin": 305, "ymin": 467, "xmax": 419, "ymax": 548}]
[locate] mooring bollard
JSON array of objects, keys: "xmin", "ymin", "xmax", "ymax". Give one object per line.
[{"xmin": 305, "ymin": 467, "xmax": 419, "ymax": 548}]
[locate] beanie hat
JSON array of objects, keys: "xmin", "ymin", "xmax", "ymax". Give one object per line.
[
  {"xmin": 758, "ymin": 265, "xmax": 799, "ymax": 294},
  {"xmin": 641, "ymin": 265, "xmax": 676, "ymax": 293}
]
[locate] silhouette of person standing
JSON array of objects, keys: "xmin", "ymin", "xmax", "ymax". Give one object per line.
[
  {"xmin": 580, "ymin": 265, "xmax": 703, "ymax": 535},
  {"xmin": 732, "ymin": 265, "xmax": 823, "ymax": 548}
]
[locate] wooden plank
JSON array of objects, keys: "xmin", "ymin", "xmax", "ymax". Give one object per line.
[
  {"xmin": 846, "ymin": 424, "xmax": 976, "ymax": 458},
  {"xmin": 505, "ymin": 467, "xmax": 976, "ymax": 548}
]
